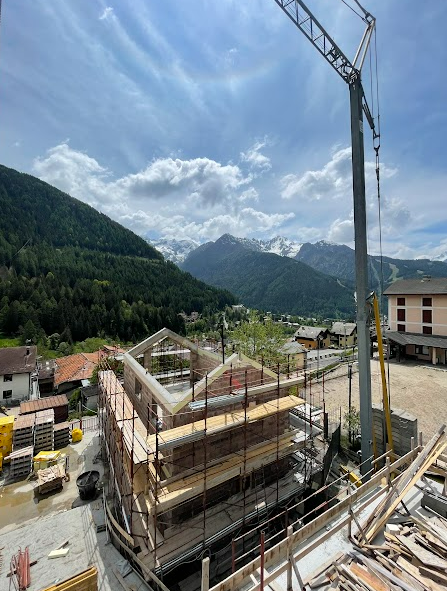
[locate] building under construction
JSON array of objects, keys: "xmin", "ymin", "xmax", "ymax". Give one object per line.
[{"xmin": 99, "ymin": 328, "xmax": 337, "ymax": 586}]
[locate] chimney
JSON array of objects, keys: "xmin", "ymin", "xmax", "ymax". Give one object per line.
[{"xmin": 422, "ymin": 274, "xmax": 431, "ymax": 282}]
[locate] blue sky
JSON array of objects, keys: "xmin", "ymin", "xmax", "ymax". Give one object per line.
[{"xmin": 1, "ymin": 0, "xmax": 446, "ymax": 259}]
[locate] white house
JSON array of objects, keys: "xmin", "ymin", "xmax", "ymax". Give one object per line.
[{"xmin": 0, "ymin": 346, "xmax": 37, "ymax": 403}]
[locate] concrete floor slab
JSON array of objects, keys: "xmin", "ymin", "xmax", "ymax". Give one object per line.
[{"xmin": 0, "ymin": 502, "xmax": 151, "ymax": 591}]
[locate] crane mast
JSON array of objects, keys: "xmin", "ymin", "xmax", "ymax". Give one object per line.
[{"xmin": 273, "ymin": 0, "xmax": 378, "ymax": 478}]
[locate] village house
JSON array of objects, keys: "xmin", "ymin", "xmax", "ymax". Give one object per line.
[
  {"xmin": 293, "ymin": 325, "xmax": 330, "ymax": 350},
  {"xmin": 329, "ymin": 321, "xmax": 357, "ymax": 348},
  {"xmin": 0, "ymin": 345, "xmax": 37, "ymax": 404},
  {"xmin": 280, "ymin": 341, "xmax": 307, "ymax": 369},
  {"xmin": 384, "ymin": 276, "xmax": 447, "ymax": 365},
  {"xmin": 54, "ymin": 351, "xmax": 100, "ymax": 395}
]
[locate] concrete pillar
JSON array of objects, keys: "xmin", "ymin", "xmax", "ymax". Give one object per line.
[{"xmin": 432, "ymin": 347, "xmax": 437, "ymax": 365}]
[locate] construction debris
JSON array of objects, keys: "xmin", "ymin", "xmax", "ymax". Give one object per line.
[
  {"xmin": 37, "ymin": 464, "xmax": 66, "ymax": 495},
  {"xmin": 358, "ymin": 424, "xmax": 447, "ymax": 544}
]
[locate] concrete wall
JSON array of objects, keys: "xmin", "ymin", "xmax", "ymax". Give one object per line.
[
  {"xmin": 388, "ymin": 293, "xmax": 447, "ymax": 335},
  {"xmin": 0, "ymin": 372, "xmax": 30, "ymax": 401}
]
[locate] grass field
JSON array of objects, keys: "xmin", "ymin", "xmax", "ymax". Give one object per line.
[{"xmin": 0, "ymin": 334, "xmax": 20, "ymax": 348}]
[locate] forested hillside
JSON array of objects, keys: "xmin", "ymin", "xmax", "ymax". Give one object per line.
[
  {"xmin": 0, "ymin": 164, "xmax": 235, "ymax": 344},
  {"xmin": 182, "ymin": 235, "xmax": 355, "ymax": 318}
]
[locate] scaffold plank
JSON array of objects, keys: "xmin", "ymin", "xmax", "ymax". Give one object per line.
[
  {"xmin": 148, "ymin": 430, "xmax": 304, "ymax": 514},
  {"xmin": 146, "ymin": 395, "xmax": 304, "ymax": 453}
]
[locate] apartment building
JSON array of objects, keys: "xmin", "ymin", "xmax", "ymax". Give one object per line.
[{"xmin": 384, "ymin": 276, "xmax": 447, "ymax": 365}]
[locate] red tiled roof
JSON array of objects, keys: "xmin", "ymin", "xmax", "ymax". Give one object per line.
[{"xmin": 54, "ymin": 352, "xmax": 100, "ymax": 387}]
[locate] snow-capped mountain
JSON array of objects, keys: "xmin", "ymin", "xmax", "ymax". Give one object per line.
[
  {"xmin": 431, "ymin": 252, "xmax": 447, "ymax": 263},
  {"xmin": 147, "ymin": 235, "xmax": 303, "ymax": 264},
  {"xmin": 147, "ymin": 238, "xmax": 200, "ymax": 264},
  {"xmin": 217, "ymin": 235, "xmax": 303, "ymax": 258}
]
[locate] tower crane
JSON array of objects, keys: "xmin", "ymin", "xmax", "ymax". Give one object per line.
[{"xmin": 273, "ymin": 0, "xmax": 379, "ymax": 478}]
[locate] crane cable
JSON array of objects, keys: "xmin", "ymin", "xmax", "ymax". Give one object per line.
[{"xmin": 372, "ymin": 27, "xmax": 384, "ymax": 316}]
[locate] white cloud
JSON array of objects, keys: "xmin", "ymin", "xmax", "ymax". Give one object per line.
[
  {"xmin": 115, "ymin": 157, "xmax": 250, "ymax": 206},
  {"xmin": 99, "ymin": 7, "xmax": 114, "ymax": 21},
  {"xmin": 327, "ymin": 216, "xmax": 354, "ymax": 243},
  {"xmin": 113, "ymin": 206, "xmax": 294, "ymax": 242},
  {"xmin": 280, "ymin": 147, "xmax": 397, "ymax": 201},
  {"xmin": 33, "ymin": 143, "xmax": 254, "ymax": 209},
  {"xmin": 240, "ymin": 140, "xmax": 271, "ymax": 172},
  {"xmin": 239, "ymin": 187, "xmax": 259, "ymax": 202},
  {"xmin": 32, "ymin": 143, "xmax": 294, "ymax": 242},
  {"xmin": 32, "ymin": 143, "xmax": 110, "ymax": 207}
]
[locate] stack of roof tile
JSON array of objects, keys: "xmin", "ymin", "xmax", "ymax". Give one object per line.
[
  {"xmin": 8, "ymin": 446, "xmax": 33, "ymax": 480},
  {"xmin": 34, "ymin": 409, "xmax": 54, "ymax": 453},
  {"xmin": 13, "ymin": 415, "xmax": 35, "ymax": 451}
]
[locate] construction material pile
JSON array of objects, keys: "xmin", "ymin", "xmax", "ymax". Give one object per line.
[
  {"xmin": 53, "ymin": 422, "xmax": 70, "ymax": 449},
  {"xmin": 8, "ymin": 446, "xmax": 34, "ymax": 480},
  {"xmin": 37, "ymin": 464, "xmax": 66, "ymax": 494},
  {"xmin": 304, "ymin": 425, "xmax": 447, "ymax": 590},
  {"xmin": 305, "ymin": 513, "xmax": 447, "ymax": 590}
]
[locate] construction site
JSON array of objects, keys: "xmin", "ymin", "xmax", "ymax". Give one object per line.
[{"xmin": 98, "ymin": 327, "xmax": 343, "ymax": 587}]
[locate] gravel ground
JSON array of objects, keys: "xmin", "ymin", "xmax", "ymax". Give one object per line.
[{"xmin": 306, "ymin": 359, "xmax": 447, "ymax": 443}]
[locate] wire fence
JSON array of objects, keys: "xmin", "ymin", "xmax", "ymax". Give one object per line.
[{"xmin": 69, "ymin": 415, "xmax": 98, "ymax": 432}]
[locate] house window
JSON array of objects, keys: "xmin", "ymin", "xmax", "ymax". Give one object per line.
[
  {"xmin": 415, "ymin": 346, "xmax": 430, "ymax": 356},
  {"xmin": 3, "ymin": 390, "xmax": 12, "ymax": 399},
  {"xmin": 397, "ymin": 297, "xmax": 405, "ymax": 306},
  {"xmin": 423, "ymin": 326, "xmax": 432, "ymax": 335},
  {"xmin": 397, "ymin": 309, "xmax": 405, "ymax": 322},
  {"xmin": 422, "ymin": 309, "xmax": 432, "ymax": 324},
  {"xmin": 3, "ymin": 374, "xmax": 12, "ymax": 382},
  {"xmin": 135, "ymin": 378, "xmax": 142, "ymax": 401},
  {"xmin": 422, "ymin": 297, "xmax": 432, "ymax": 307},
  {"xmin": 397, "ymin": 324, "xmax": 405, "ymax": 332}
]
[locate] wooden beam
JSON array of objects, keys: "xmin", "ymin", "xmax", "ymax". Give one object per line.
[
  {"xmin": 201, "ymin": 557, "xmax": 210, "ymax": 591},
  {"xmin": 146, "ymin": 395, "xmax": 305, "ymax": 453},
  {"xmin": 360, "ymin": 426, "xmax": 447, "ymax": 543},
  {"xmin": 208, "ymin": 448, "xmax": 421, "ymax": 591}
]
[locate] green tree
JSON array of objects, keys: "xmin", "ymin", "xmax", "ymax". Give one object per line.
[
  {"xmin": 344, "ymin": 406, "xmax": 361, "ymax": 446},
  {"xmin": 232, "ymin": 312, "xmax": 286, "ymax": 363},
  {"xmin": 20, "ymin": 319, "xmax": 39, "ymax": 344}
]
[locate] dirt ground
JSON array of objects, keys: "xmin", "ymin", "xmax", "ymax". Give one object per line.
[
  {"xmin": 0, "ymin": 431, "xmax": 104, "ymax": 533},
  {"xmin": 308, "ymin": 359, "xmax": 447, "ymax": 443}
]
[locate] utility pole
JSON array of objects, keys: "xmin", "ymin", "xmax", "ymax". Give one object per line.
[{"xmin": 272, "ymin": 0, "xmax": 378, "ymax": 478}]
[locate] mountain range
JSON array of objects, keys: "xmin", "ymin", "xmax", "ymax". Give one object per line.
[
  {"xmin": 152, "ymin": 234, "xmax": 447, "ymax": 301},
  {"xmin": 181, "ymin": 234, "xmax": 355, "ymax": 318},
  {"xmin": 148, "ymin": 235, "xmax": 306, "ymax": 263}
]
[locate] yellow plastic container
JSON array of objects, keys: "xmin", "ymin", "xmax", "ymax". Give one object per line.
[{"xmin": 71, "ymin": 428, "xmax": 83, "ymax": 443}]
